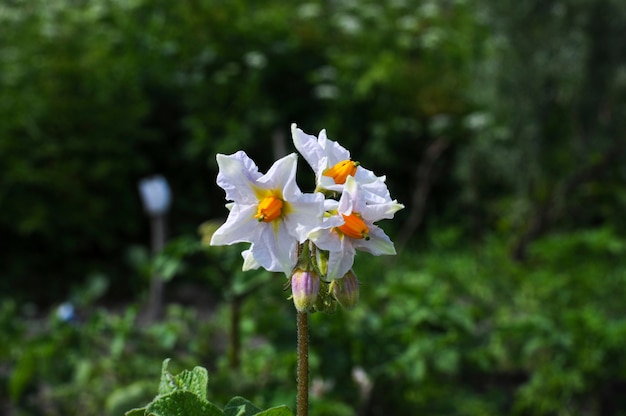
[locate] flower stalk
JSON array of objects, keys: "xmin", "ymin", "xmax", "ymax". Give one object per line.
[{"xmin": 296, "ymin": 311, "xmax": 309, "ymax": 416}]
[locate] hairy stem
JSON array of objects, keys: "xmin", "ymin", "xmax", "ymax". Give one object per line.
[{"xmin": 296, "ymin": 311, "xmax": 309, "ymax": 416}]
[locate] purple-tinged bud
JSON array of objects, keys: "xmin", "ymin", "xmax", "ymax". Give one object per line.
[
  {"xmin": 331, "ymin": 270, "xmax": 359, "ymax": 310},
  {"xmin": 291, "ymin": 269, "xmax": 320, "ymax": 313}
]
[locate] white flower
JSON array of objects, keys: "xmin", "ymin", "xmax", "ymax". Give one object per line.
[
  {"xmin": 309, "ymin": 176, "xmax": 403, "ymax": 280},
  {"xmin": 210, "ymin": 151, "xmax": 324, "ymax": 275},
  {"xmin": 291, "ymin": 123, "xmax": 396, "ymax": 204}
]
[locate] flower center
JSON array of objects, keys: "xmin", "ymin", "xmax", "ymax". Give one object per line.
[
  {"xmin": 255, "ymin": 195, "xmax": 283, "ymax": 222},
  {"xmin": 323, "ymin": 159, "xmax": 359, "ymax": 184},
  {"xmin": 337, "ymin": 213, "xmax": 370, "ymax": 240}
]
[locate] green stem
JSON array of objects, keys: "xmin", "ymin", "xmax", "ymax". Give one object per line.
[{"xmin": 296, "ymin": 311, "xmax": 309, "ymax": 416}]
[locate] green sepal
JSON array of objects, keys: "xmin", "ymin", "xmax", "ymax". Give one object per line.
[
  {"xmin": 314, "ymin": 247, "xmax": 329, "ymax": 279},
  {"xmin": 314, "ymin": 281, "xmax": 336, "ymax": 314},
  {"xmin": 293, "ymin": 241, "xmax": 313, "ymax": 273}
]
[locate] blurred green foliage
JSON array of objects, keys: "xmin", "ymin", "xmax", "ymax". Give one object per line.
[
  {"xmin": 1, "ymin": 0, "xmax": 624, "ymax": 299},
  {"xmin": 1, "ymin": 0, "xmax": 625, "ymax": 414},
  {"xmin": 2, "ymin": 228, "xmax": 626, "ymax": 415}
]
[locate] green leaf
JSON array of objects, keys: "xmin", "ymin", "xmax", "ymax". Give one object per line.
[
  {"xmin": 125, "ymin": 407, "xmax": 147, "ymax": 416},
  {"xmin": 158, "ymin": 359, "xmax": 175, "ymax": 396},
  {"xmin": 147, "ymin": 391, "xmax": 224, "ymax": 416},
  {"xmin": 255, "ymin": 406, "xmax": 294, "ymax": 416},
  {"xmin": 158, "ymin": 359, "xmax": 209, "ymax": 400},
  {"xmin": 224, "ymin": 396, "xmax": 261, "ymax": 416},
  {"xmin": 175, "ymin": 367, "xmax": 209, "ymax": 400}
]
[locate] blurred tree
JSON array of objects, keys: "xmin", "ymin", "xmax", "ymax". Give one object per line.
[
  {"xmin": 0, "ymin": 0, "xmax": 623, "ymax": 302},
  {"xmin": 458, "ymin": 0, "xmax": 626, "ymax": 257},
  {"xmin": 0, "ymin": 0, "xmax": 152, "ymax": 300}
]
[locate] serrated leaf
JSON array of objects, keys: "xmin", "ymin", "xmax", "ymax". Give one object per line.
[
  {"xmin": 175, "ymin": 367, "xmax": 209, "ymax": 400},
  {"xmin": 158, "ymin": 359, "xmax": 176, "ymax": 396},
  {"xmin": 157, "ymin": 359, "xmax": 209, "ymax": 400},
  {"xmin": 147, "ymin": 391, "xmax": 224, "ymax": 416},
  {"xmin": 255, "ymin": 405, "xmax": 294, "ymax": 416},
  {"xmin": 125, "ymin": 407, "xmax": 147, "ymax": 416},
  {"xmin": 224, "ymin": 396, "xmax": 261, "ymax": 416}
]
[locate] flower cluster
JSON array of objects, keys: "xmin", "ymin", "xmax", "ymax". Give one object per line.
[{"xmin": 210, "ymin": 124, "xmax": 404, "ymax": 312}]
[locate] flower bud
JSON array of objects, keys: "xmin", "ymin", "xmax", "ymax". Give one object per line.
[
  {"xmin": 331, "ymin": 270, "xmax": 359, "ymax": 309},
  {"xmin": 291, "ymin": 269, "xmax": 320, "ymax": 313}
]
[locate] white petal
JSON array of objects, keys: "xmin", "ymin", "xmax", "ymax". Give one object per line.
[
  {"xmin": 210, "ymin": 204, "xmax": 259, "ymax": 246},
  {"xmin": 291, "ymin": 124, "xmax": 325, "ymax": 172},
  {"xmin": 323, "ymin": 198, "xmax": 339, "ymax": 211},
  {"xmin": 322, "ymin": 212, "xmax": 345, "ymax": 229},
  {"xmin": 317, "ymin": 201, "xmax": 344, "ymax": 231},
  {"xmin": 351, "ymin": 166, "xmax": 401, "ymax": 206},
  {"xmin": 258, "ymin": 153, "xmax": 298, "ymax": 192},
  {"xmin": 283, "ymin": 192, "xmax": 325, "ymax": 242},
  {"xmin": 252, "ymin": 222, "xmax": 297, "ymax": 275},
  {"xmin": 353, "ymin": 166, "xmax": 381, "ymax": 184},
  {"xmin": 309, "ymin": 227, "xmax": 343, "ymax": 252},
  {"xmin": 357, "ymin": 172, "xmax": 393, "ymax": 202},
  {"xmin": 317, "ymin": 174, "xmax": 344, "ymax": 194},
  {"xmin": 353, "ymin": 225, "xmax": 396, "ymax": 256},
  {"xmin": 326, "ymin": 241, "xmax": 356, "ymax": 280},
  {"xmin": 216, "ymin": 151, "xmax": 261, "ymax": 203},
  {"xmin": 292, "ymin": 125, "xmax": 352, "ymax": 181},
  {"xmin": 362, "ymin": 200, "xmax": 405, "ymax": 222},
  {"xmin": 318, "ymin": 129, "xmax": 350, "ymax": 164},
  {"xmin": 337, "ymin": 178, "xmax": 358, "ymax": 216}
]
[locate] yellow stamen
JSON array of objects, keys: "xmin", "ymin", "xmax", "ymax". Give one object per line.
[
  {"xmin": 255, "ymin": 195, "xmax": 283, "ymax": 222},
  {"xmin": 323, "ymin": 159, "xmax": 359, "ymax": 184},
  {"xmin": 337, "ymin": 213, "xmax": 370, "ymax": 240}
]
